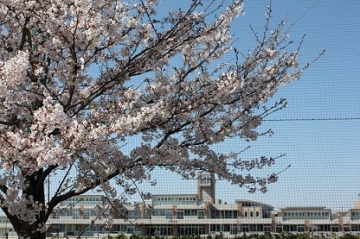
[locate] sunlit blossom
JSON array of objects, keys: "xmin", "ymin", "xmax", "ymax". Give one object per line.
[{"xmin": 0, "ymin": 0, "xmax": 318, "ymax": 237}]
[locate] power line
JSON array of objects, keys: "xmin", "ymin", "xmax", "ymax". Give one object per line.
[
  {"xmin": 263, "ymin": 117, "xmax": 360, "ymax": 122},
  {"xmin": 289, "ymin": 0, "xmax": 322, "ymax": 29}
]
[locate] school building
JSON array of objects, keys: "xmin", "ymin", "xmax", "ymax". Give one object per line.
[{"xmin": 1, "ymin": 172, "xmax": 360, "ymax": 237}]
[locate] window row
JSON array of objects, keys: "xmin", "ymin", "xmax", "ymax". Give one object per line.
[
  {"xmin": 152, "ymin": 209, "xmax": 206, "ymax": 219},
  {"xmin": 51, "ymin": 209, "xmax": 100, "ymax": 219},
  {"xmin": 277, "ymin": 224, "xmax": 339, "ymax": 232},
  {"xmin": 155, "ymin": 197, "xmax": 197, "ymax": 201},
  {"xmin": 243, "ymin": 211, "xmax": 260, "ymax": 218},
  {"xmin": 65, "ymin": 197, "xmax": 102, "ymax": 202},
  {"xmin": 211, "ymin": 210, "xmax": 238, "ymax": 219},
  {"xmin": 283, "ymin": 211, "xmax": 329, "ymax": 217}
]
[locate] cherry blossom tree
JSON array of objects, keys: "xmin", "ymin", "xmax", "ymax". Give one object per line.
[{"xmin": 0, "ymin": 0, "xmax": 321, "ymax": 238}]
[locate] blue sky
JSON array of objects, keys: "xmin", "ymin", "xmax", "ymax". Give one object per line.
[{"xmin": 121, "ymin": 0, "xmax": 360, "ymax": 210}]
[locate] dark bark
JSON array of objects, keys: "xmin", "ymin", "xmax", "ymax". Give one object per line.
[{"xmin": 7, "ymin": 169, "xmax": 48, "ymax": 239}]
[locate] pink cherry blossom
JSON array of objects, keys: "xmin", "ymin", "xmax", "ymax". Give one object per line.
[{"xmin": 0, "ymin": 1, "xmax": 322, "ymax": 238}]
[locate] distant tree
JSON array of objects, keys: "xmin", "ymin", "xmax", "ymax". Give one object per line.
[{"xmin": 0, "ymin": 0, "xmax": 321, "ymax": 238}]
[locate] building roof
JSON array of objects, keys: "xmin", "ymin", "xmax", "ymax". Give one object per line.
[
  {"xmin": 152, "ymin": 194, "xmax": 198, "ymax": 197},
  {"xmin": 279, "ymin": 206, "xmax": 328, "ymax": 210},
  {"xmin": 235, "ymin": 199, "xmax": 274, "ymax": 210}
]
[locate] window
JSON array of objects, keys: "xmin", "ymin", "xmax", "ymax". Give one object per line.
[
  {"xmin": 211, "ymin": 211, "xmax": 221, "ymax": 218},
  {"xmin": 256, "ymin": 211, "xmax": 259, "ymax": 217},
  {"xmin": 90, "ymin": 209, "xmax": 97, "ymax": 217},
  {"xmin": 127, "ymin": 226, "xmax": 135, "ymax": 234},
  {"xmin": 52, "ymin": 211, "xmax": 59, "ymax": 219},
  {"xmin": 211, "ymin": 224, "xmax": 221, "ymax": 232},
  {"xmin": 228, "ymin": 210, "xmax": 238, "ymax": 218},
  {"xmin": 351, "ymin": 225, "xmax": 360, "ymax": 231},
  {"xmin": 242, "ymin": 225, "xmax": 250, "ymax": 232},
  {"xmin": 165, "ymin": 210, "xmax": 173, "ymax": 219},
  {"xmin": 199, "ymin": 175, "xmax": 211, "ymax": 186},
  {"xmin": 250, "ymin": 224, "xmax": 257, "ymax": 232},
  {"xmin": 230, "ymin": 225, "xmax": 238, "ymax": 235},
  {"xmin": 331, "ymin": 226, "xmax": 339, "ymax": 232},
  {"xmin": 177, "ymin": 211, "xmax": 184, "ymax": 219},
  {"xmin": 224, "ymin": 211, "xmax": 232, "ymax": 218},
  {"xmin": 154, "ymin": 209, "xmax": 165, "ymax": 216},
  {"xmin": 250, "ymin": 212, "xmax": 253, "ymax": 217},
  {"xmin": 185, "ymin": 210, "xmax": 197, "ymax": 216},
  {"xmin": 198, "ymin": 210, "xmax": 205, "ymax": 219},
  {"xmin": 83, "ymin": 211, "xmax": 90, "ymax": 219},
  {"xmin": 289, "ymin": 225, "xmax": 297, "ymax": 232}
]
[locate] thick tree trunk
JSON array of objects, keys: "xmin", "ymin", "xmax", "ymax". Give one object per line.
[
  {"xmin": 5, "ymin": 209, "xmax": 48, "ymax": 239},
  {"xmin": 9, "ymin": 169, "xmax": 49, "ymax": 239}
]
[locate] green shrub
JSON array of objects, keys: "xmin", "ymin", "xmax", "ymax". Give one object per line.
[{"xmin": 115, "ymin": 233, "xmax": 128, "ymax": 239}]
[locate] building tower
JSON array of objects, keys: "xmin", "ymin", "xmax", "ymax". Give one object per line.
[
  {"xmin": 355, "ymin": 194, "xmax": 360, "ymax": 209},
  {"xmin": 197, "ymin": 172, "xmax": 215, "ymax": 203}
]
